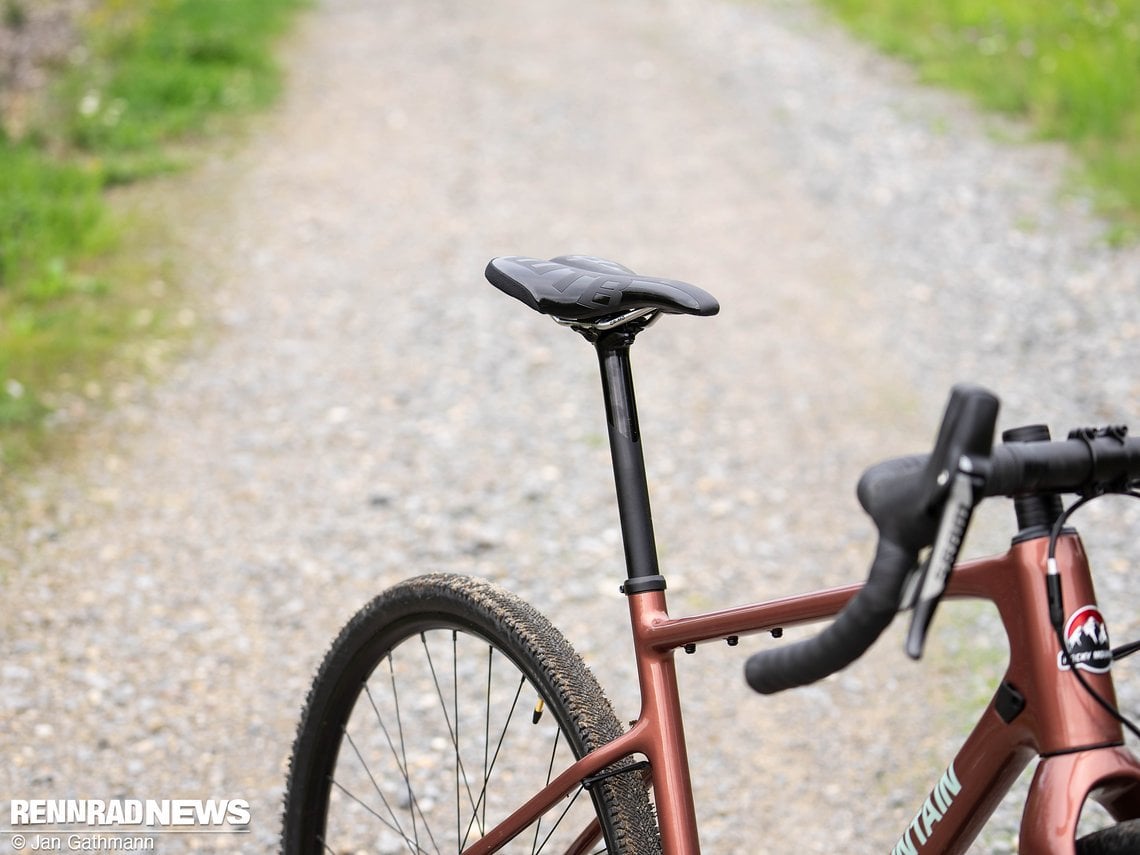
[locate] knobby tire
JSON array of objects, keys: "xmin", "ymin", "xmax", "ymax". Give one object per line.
[
  {"xmin": 283, "ymin": 573, "xmax": 661, "ymax": 854},
  {"xmin": 1075, "ymin": 817, "xmax": 1140, "ymax": 854}
]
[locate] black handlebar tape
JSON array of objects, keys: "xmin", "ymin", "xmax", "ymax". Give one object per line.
[
  {"xmin": 745, "ymin": 385, "xmax": 1001, "ymax": 696},
  {"xmin": 745, "ymin": 538, "xmax": 915, "ymax": 695}
]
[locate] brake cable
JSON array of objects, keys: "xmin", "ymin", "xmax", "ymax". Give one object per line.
[
  {"xmin": 1113, "ymin": 638, "xmax": 1140, "ymax": 662},
  {"xmin": 1046, "ymin": 487, "xmax": 1140, "ymax": 741}
]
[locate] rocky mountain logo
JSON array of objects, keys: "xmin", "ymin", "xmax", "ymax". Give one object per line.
[{"xmin": 1058, "ymin": 605, "xmax": 1112, "ymax": 674}]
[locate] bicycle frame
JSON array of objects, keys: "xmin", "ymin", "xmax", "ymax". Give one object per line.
[
  {"xmin": 463, "ymin": 329, "xmax": 1140, "ymax": 854},
  {"xmin": 463, "ymin": 533, "xmax": 1140, "ymax": 855}
]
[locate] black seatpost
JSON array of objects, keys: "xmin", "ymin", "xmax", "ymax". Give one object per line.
[{"xmin": 593, "ymin": 328, "xmax": 666, "ymax": 594}]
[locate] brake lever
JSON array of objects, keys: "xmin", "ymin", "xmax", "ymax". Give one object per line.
[{"xmin": 903, "ymin": 456, "xmax": 985, "ymax": 660}]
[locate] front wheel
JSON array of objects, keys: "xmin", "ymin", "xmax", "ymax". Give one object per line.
[
  {"xmin": 283, "ymin": 573, "xmax": 661, "ymax": 854},
  {"xmin": 1076, "ymin": 818, "xmax": 1140, "ymax": 854}
]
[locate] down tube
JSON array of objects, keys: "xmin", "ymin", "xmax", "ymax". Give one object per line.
[{"xmin": 887, "ymin": 700, "xmax": 1036, "ymax": 855}]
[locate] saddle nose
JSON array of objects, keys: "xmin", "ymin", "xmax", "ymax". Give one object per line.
[{"xmin": 486, "ymin": 255, "xmax": 720, "ymax": 321}]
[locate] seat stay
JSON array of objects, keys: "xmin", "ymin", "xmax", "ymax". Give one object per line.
[{"xmin": 459, "ymin": 724, "xmax": 651, "ymax": 855}]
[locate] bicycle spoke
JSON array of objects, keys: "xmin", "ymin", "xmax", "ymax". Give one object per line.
[
  {"xmin": 483, "ymin": 645, "xmax": 493, "ymax": 836},
  {"xmin": 565, "ymin": 815, "xmax": 607, "ymax": 855},
  {"xmin": 531, "ymin": 728, "xmax": 564, "ymax": 853},
  {"xmin": 421, "ymin": 632, "xmax": 480, "ymax": 818},
  {"xmin": 533, "ymin": 786, "xmax": 589, "ymax": 854},
  {"xmin": 453, "ymin": 631, "xmax": 461, "ymax": 850},
  {"xmin": 328, "ymin": 778, "xmax": 432, "ymax": 855},
  {"xmin": 462, "ymin": 673, "xmax": 526, "ymax": 849},
  {"xmin": 362, "ymin": 670, "xmax": 441, "ymax": 855},
  {"xmin": 338, "ymin": 727, "xmax": 417, "ymax": 855},
  {"xmin": 385, "ymin": 656, "xmax": 422, "ymax": 855}
]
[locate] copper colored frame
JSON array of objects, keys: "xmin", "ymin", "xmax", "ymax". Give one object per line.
[{"xmin": 463, "ymin": 531, "xmax": 1140, "ymax": 854}]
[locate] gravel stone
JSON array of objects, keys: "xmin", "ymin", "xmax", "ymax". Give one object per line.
[{"xmin": 2, "ymin": 0, "xmax": 1138, "ymax": 852}]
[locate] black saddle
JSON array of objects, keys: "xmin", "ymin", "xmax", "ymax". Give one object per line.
[{"xmin": 485, "ymin": 255, "xmax": 720, "ymax": 322}]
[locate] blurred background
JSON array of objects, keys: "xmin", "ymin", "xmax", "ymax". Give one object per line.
[{"xmin": 2, "ymin": 0, "xmax": 1138, "ymax": 852}]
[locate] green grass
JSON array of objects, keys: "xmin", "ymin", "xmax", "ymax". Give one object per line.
[
  {"xmin": 0, "ymin": 0, "xmax": 306, "ymax": 470},
  {"xmin": 815, "ymin": 0, "xmax": 1140, "ymax": 238},
  {"xmin": 56, "ymin": 0, "xmax": 303, "ymax": 179}
]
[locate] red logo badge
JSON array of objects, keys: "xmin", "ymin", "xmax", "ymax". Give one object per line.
[{"xmin": 1058, "ymin": 605, "xmax": 1112, "ymax": 674}]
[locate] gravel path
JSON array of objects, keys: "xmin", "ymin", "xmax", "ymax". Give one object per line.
[{"xmin": 3, "ymin": 0, "xmax": 1138, "ymax": 852}]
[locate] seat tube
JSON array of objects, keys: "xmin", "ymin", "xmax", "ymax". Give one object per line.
[
  {"xmin": 630, "ymin": 591, "xmax": 702, "ymax": 854},
  {"xmin": 597, "ymin": 330, "xmax": 700, "ymax": 850},
  {"xmin": 595, "ymin": 331, "xmax": 663, "ymax": 589}
]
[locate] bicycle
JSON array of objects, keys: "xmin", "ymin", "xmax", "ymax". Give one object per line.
[{"xmin": 283, "ymin": 254, "xmax": 1140, "ymax": 854}]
